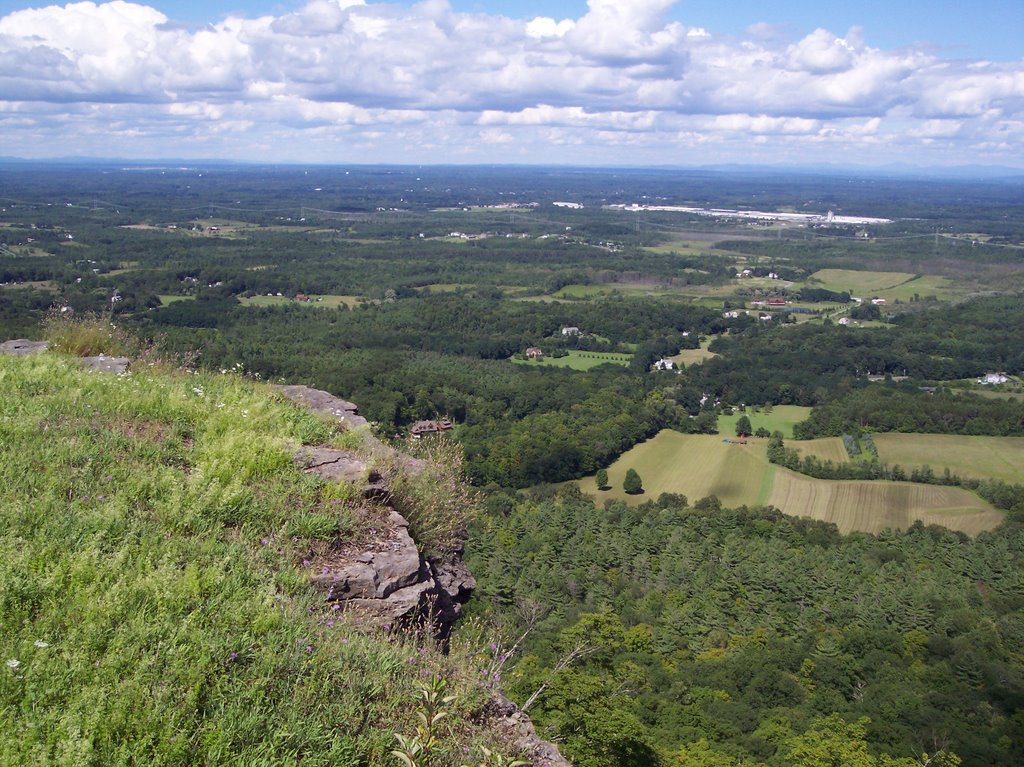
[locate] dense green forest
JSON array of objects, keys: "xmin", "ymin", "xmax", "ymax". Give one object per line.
[{"xmin": 467, "ymin": 491, "xmax": 1024, "ymax": 767}]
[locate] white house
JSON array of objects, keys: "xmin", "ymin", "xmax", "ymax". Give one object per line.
[
  {"xmin": 653, "ymin": 358, "xmax": 675, "ymax": 371},
  {"xmin": 980, "ymin": 372, "xmax": 1009, "ymax": 384},
  {"xmin": 561, "ymin": 326, "xmax": 581, "ymax": 336},
  {"xmin": 838, "ymin": 317, "xmax": 851, "ymax": 325}
]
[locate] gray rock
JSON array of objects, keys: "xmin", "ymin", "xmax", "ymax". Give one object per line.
[
  {"xmin": 488, "ymin": 693, "xmax": 573, "ymax": 767},
  {"xmin": 310, "ymin": 517, "xmax": 423, "ymax": 600},
  {"xmin": 0, "ymin": 339, "xmax": 49, "ymax": 355},
  {"xmin": 344, "ymin": 579, "xmax": 435, "ymax": 624},
  {"xmin": 432, "ymin": 557, "xmax": 477, "ymax": 603},
  {"xmin": 80, "ymin": 355, "xmax": 130, "ymax": 374},
  {"xmin": 273, "ymin": 384, "xmax": 368, "ymax": 429},
  {"xmin": 293, "ymin": 446, "xmax": 390, "ymax": 499}
]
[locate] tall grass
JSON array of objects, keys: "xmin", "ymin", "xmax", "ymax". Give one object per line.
[{"xmin": 0, "ymin": 354, "xmax": 495, "ymax": 766}]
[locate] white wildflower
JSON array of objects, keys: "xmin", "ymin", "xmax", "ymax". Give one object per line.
[
  {"xmin": 191, "ymin": 387, "xmax": 204, "ymax": 397},
  {"xmin": 6, "ymin": 659, "xmax": 19, "ymax": 669},
  {"xmin": 34, "ymin": 640, "xmax": 48, "ymax": 649}
]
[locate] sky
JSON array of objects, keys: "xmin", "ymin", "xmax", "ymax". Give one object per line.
[{"xmin": 0, "ymin": 0, "xmax": 1021, "ymax": 168}]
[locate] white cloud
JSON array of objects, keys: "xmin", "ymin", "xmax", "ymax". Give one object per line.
[{"xmin": 0, "ymin": 0, "xmax": 1020, "ymax": 166}]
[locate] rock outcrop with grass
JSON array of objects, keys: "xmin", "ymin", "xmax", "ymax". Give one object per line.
[{"xmin": 1, "ymin": 324, "xmax": 563, "ymax": 766}]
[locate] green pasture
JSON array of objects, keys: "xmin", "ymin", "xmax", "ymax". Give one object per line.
[
  {"xmin": 511, "ymin": 349, "xmax": 632, "ymax": 370},
  {"xmin": 670, "ymin": 339, "xmax": 719, "ymax": 366},
  {"xmin": 157, "ymin": 294, "xmax": 195, "ymax": 305},
  {"xmin": 717, "ymin": 405, "xmax": 813, "ymax": 438},
  {"xmin": 239, "ymin": 294, "xmax": 361, "ymax": 308},
  {"xmin": 807, "ymin": 268, "xmax": 917, "ymax": 294}
]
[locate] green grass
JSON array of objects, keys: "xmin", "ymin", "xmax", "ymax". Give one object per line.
[
  {"xmin": 717, "ymin": 405, "xmax": 813, "ymax": 439},
  {"xmin": 669, "ymin": 339, "xmax": 719, "ymax": 366},
  {"xmin": 238, "ymin": 294, "xmax": 361, "ymax": 308},
  {"xmin": 510, "ymin": 349, "xmax": 632, "ymax": 370},
  {"xmin": 807, "ymin": 268, "xmax": 918, "ymax": 294},
  {"xmin": 157, "ymin": 294, "xmax": 195, "ymax": 305},
  {"xmin": 0, "ymin": 353, "xmax": 495, "ymax": 766},
  {"xmin": 576, "ymin": 429, "xmax": 1001, "ymax": 536}
]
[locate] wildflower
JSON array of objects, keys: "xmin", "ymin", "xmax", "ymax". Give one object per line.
[
  {"xmin": 34, "ymin": 640, "xmax": 48, "ymax": 649},
  {"xmin": 331, "ymin": 604, "xmax": 340, "ymax": 611},
  {"xmin": 6, "ymin": 659, "xmax": 19, "ymax": 669},
  {"xmin": 260, "ymin": 538, "xmax": 269, "ymax": 545},
  {"xmin": 326, "ymin": 620, "xmax": 334, "ymax": 627},
  {"xmin": 191, "ymin": 387, "xmax": 204, "ymax": 396},
  {"xmin": 305, "ymin": 645, "xmax": 314, "ymax": 653},
  {"xmin": 301, "ymin": 559, "xmax": 310, "ymax": 567},
  {"xmin": 489, "ymin": 643, "xmax": 497, "ymax": 651},
  {"xmin": 228, "ymin": 652, "xmax": 238, "ymax": 661}
]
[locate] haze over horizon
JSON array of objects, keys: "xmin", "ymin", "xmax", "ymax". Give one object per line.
[{"xmin": 0, "ymin": 0, "xmax": 1021, "ymax": 168}]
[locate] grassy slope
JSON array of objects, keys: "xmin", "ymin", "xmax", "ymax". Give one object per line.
[
  {"xmin": 0, "ymin": 353, "xmax": 492, "ymax": 766},
  {"xmin": 577, "ymin": 430, "xmax": 1002, "ymax": 536}
]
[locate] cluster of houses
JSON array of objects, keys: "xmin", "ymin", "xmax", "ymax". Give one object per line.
[{"xmin": 409, "ymin": 418, "xmax": 454, "ymax": 438}]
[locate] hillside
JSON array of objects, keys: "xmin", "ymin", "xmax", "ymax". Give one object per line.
[{"xmin": 0, "ymin": 348, "xmax": 542, "ymax": 766}]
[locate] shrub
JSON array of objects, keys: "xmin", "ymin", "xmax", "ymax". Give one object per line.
[
  {"xmin": 383, "ymin": 437, "xmax": 479, "ymax": 557},
  {"xmin": 41, "ymin": 308, "xmax": 136, "ymax": 357}
]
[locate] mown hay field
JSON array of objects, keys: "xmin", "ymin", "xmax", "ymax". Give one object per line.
[
  {"xmin": 792, "ymin": 437, "xmax": 850, "ymax": 463},
  {"xmin": 767, "ymin": 470, "xmax": 1003, "ymax": 536},
  {"xmin": 579, "ymin": 431, "xmax": 1002, "ymax": 536},
  {"xmin": 874, "ymin": 433, "xmax": 1024, "ymax": 483}
]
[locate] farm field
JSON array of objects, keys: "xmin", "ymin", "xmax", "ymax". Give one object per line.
[
  {"xmin": 511, "ymin": 349, "xmax": 631, "ymax": 370},
  {"xmin": 577, "ymin": 430, "xmax": 1002, "ymax": 536},
  {"xmin": 807, "ymin": 268, "xmax": 917, "ymax": 294},
  {"xmin": 580, "ymin": 431, "xmax": 771, "ymax": 509},
  {"xmin": 157, "ymin": 294, "xmax": 195, "ymax": 305},
  {"xmin": 766, "ymin": 471, "xmax": 1002, "ymax": 536},
  {"xmin": 717, "ymin": 405, "xmax": 812, "ymax": 439},
  {"xmin": 670, "ymin": 339, "xmax": 719, "ymax": 366},
  {"xmin": 874, "ymin": 433, "xmax": 1024, "ymax": 483},
  {"xmin": 792, "ymin": 437, "xmax": 850, "ymax": 463},
  {"xmin": 238, "ymin": 294, "xmax": 361, "ymax": 308}
]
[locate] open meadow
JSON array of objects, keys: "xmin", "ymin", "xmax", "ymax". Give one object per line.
[
  {"xmin": 669, "ymin": 339, "xmax": 719, "ymax": 366},
  {"xmin": 717, "ymin": 405, "xmax": 812, "ymax": 438},
  {"xmin": 511, "ymin": 349, "xmax": 631, "ymax": 370},
  {"xmin": 577, "ymin": 430, "xmax": 1002, "ymax": 535},
  {"xmin": 874, "ymin": 433, "xmax": 1024, "ymax": 483}
]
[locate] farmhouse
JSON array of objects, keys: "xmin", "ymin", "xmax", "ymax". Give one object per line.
[
  {"xmin": 980, "ymin": 372, "xmax": 1009, "ymax": 384},
  {"xmin": 295, "ymin": 292, "xmax": 310, "ymax": 302},
  {"xmin": 838, "ymin": 317, "xmax": 851, "ymax": 325},
  {"xmin": 766, "ymin": 298, "xmax": 787, "ymax": 307},
  {"xmin": 652, "ymin": 358, "xmax": 675, "ymax": 371},
  {"xmin": 525, "ymin": 347, "xmax": 544, "ymax": 359},
  {"xmin": 561, "ymin": 326, "xmax": 581, "ymax": 336},
  {"xmin": 410, "ymin": 419, "xmax": 454, "ymax": 439},
  {"xmin": 871, "ymin": 297, "xmax": 887, "ymax": 305}
]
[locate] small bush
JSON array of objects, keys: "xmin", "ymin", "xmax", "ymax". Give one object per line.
[
  {"xmin": 41, "ymin": 309, "xmax": 136, "ymax": 357},
  {"xmin": 383, "ymin": 438, "xmax": 479, "ymax": 557}
]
